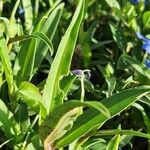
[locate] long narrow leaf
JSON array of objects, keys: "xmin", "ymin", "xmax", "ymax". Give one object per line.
[
  {"xmin": 39, "ymin": 100, "xmax": 110, "ymax": 149},
  {"xmin": 33, "ymin": 3, "xmax": 64, "ymax": 75},
  {"xmin": 14, "ymin": 3, "xmax": 64, "ymax": 84},
  {"xmin": 90, "ymin": 129, "xmax": 150, "ymax": 139},
  {"xmin": 42, "ymin": 0, "xmax": 85, "ymax": 114},
  {"xmin": 14, "ymin": 32, "xmax": 53, "ymax": 84},
  {"xmin": 21, "ymin": 0, "xmax": 33, "ymax": 31},
  {"xmin": 106, "ymin": 134, "xmax": 120, "ymax": 150},
  {"xmin": 0, "ymin": 34, "xmax": 13, "ymax": 93},
  {"xmin": 55, "ymin": 86, "xmax": 150, "ymax": 148},
  {"xmin": 16, "ymin": 81, "xmax": 47, "ymax": 118},
  {"xmin": 14, "ymin": 37, "xmax": 36, "ymax": 84},
  {"xmin": 0, "ymin": 99, "xmax": 20, "ymax": 139}
]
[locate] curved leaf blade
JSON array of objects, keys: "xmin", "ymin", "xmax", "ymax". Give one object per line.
[
  {"xmin": 33, "ymin": 3, "xmax": 64, "ymax": 75},
  {"xmin": 13, "ymin": 31, "xmax": 53, "ymax": 84},
  {"xmin": 106, "ymin": 134, "xmax": 120, "ymax": 150},
  {"xmin": 39, "ymin": 100, "xmax": 110, "ymax": 149},
  {"xmin": 0, "ymin": 34, "xmax": 13, "ymax": 93},
  {"xmin": 16, "ymin": 81, "xmax": 47, "ymax": 118},
  {"xmin": 42, "ymin": 0, "xmax": 85, "ymax": 114},
  {"xmin": 55, "ymin": 86, "xmax": 150, "ymax": 148}
]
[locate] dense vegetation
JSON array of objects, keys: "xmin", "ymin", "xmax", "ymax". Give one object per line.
[{"xmin": 0, "ymin": 0, "xmax": 150, "ymax": 149}]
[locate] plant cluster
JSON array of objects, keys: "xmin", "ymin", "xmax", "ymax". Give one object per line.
[{"xmin": 0, "ymin": 0, "xmax": 150, "ymax": 150}]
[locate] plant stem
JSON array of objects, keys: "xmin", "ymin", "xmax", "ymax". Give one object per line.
[
  {"xmin": 11, "ymin": 0, "xmax": 20, "ymax": 19},
  {"xmin": 80, "ymin": 76, "xmax": 85, "ymax": 102},
  {"xmin": 35, "ymin": 0, "xmax": 39, "ymax": 18},
  {"xmin": 0, "ymin": 0, "xmax": 3, "ymax": 16}
]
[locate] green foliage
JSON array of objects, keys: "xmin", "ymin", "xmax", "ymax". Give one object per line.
[
  {"xmin": 55, "ymin": 86, "xmax": 150, "ymax": 148},
  {"xmin": 42, "ymin": 0, "xmax": 85, "ymax": 114},
  {"xmin": 0, "ymin": 0, "xmax": 150, "ymax": 149}
]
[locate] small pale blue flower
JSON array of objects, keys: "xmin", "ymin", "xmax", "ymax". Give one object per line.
[
  {"xmin": 136, "ymin": 32, "xmax": 150, "ymax": 54},
  {"xmin": 18, "ymin": 8, "xmax": 24, "ymax": 14},
  {"xmin": 72, "ymin": 69, "xmax": 84, "ymax": 76},
  {"xmin": 72, "ymin": 69, "xmax": 91, "ymax": 79}
]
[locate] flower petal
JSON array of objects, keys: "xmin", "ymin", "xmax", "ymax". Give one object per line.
[
  {"xmin": 136, "ymin": 32, "xmax": 150, "ymax": 42},
  {"xmin": 72, "ymin": 69, "xmax": 84, "ymax": 76},
  {"xmin": 145, "ymin": 60, "xmax": 150, "ymax": 68},
  {"xmin": 142, "ymin": 42, "xmax": 150, "ymax": 54}
]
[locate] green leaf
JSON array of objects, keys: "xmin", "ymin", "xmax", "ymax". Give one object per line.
[
  {"xmin": 84, "ymin": 101, "xmax": 110, "ymax": 118},
  {"xmin": 110, "ymin": 23, "xmax": 127, "ymax": 52},
  {"xmin": 55, "ymin": 86, "xmax": 150, "ymax": 148},
  {"xmin": 9, "ymin": 32, "xmax": 53, "ymax": 54},
  {"xmin": 14, "ymin": 103, "xmax": 30, "ymax": 134},
  {"xmin": 21, "ymin": 0, "xmax": 33, "ymax": 31},
  {"xmin": 82, "ymin": 138, "xmax": 107, "ymax": 150},
  {"xmin": 42, "ymin": 0, "xmax": 85, "ymax": 114},
  {"xmin": 106, "ymin": 134, "xmax": 120, "ymax": 150},
  {"xmin": 143, "ymin": 11, "xmax": 150, "ymax": 29},
  {"xmin": 89, "ymin": 129, "xmax": 150, "ymax": 140},
  {"xmin": 13, "ymin": 32, "xmax": 53, "ymax": 84},
  {"xmin": 132, "ymin": 103, "xmax": 150, "ymax": 133},
  {"xmin": 16, "ymin": 82, "xmax": 47, "ymax": 118},
  {"xmin": 14, "ymin": 37, "xmax": 37, "ymax": 84},
  {"xmin": 33, "ymin": 3, "xmax": 64, "ymax": 75},
  {"xmin": 0, "ymin": 99, "xmax": 20, "ymax": 139},
  {"xmin": 13, "ymin": 3, "xmax": 63, "ymax": 83},
  {"xmin": 39, "ymin": 100, "xmax": 110, "ymax": 149},
  {"xmin": 14, "ymin": 3, "xmax": 64, "ymax": 85},
  {"xmin": 105, "ymin": 0, "xmax": 120, "ymax": 10},
  {"xmin": 13, "ymin": 32, "xmax": 53, "ymax": 53},
  {"xmin": 0, "ymin": 34, "xmax": 13, "ymax": 93},
  {"xmin": 60, "ymin": 74, "xmax": 77, "ymax": 95},
  {"xmin": 117, "ymin": 54, "xmax": 150, "ymax": 84},
  {"xmin": 98, "ymin": 64, "xmax": 116, "ymax": 97},
  {"xmin": 39, "ymin": 101, "xmax": 81, "ymax": 150}
]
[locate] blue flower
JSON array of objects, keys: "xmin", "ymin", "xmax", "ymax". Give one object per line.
[
  {"xmin": 72, "ymin": 69, "xmax": 91, "ymax": 79},
  {"xmin": 72, "ymin": 69, "xmax": 84, "ymax": 76},
  {"xmin": 130, "ymin": 0, "xmax": 139, "ymax": 4},
  {"xmin": 145, "ymin": 59, "xmax": 150, "ymax": 68},
  {"xmin": 136, "ymin": 32, "xmax": 150, "ymax": 54}
]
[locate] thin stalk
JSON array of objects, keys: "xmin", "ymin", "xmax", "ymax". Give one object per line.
[
  {"xmin": 11, "ymin": 0, "xmax": 20, "ymax": 19},
  {"xmin": 80, "ymin": 76, "xmax": 85, "ymax": 102},
  {"xmin": 71, "ymin": 75, "xmax": 85, "ymax": 150},
  {"xmin": 35, "ymin": 0, "xmax": 39, "ymax": 18},
  {"xmin": 0, "ymin": 0, "xmax": 3, "ymax": 16},
  {"xmin": 22, "ymin": 115, "xmax": 39, "ymax": 148}
]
